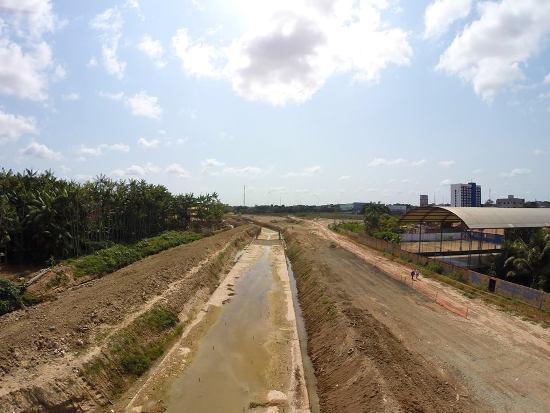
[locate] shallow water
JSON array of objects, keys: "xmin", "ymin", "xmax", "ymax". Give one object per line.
[{"xmin": 165, "ymin": 246, "xmax": 274, "ymax": 413}]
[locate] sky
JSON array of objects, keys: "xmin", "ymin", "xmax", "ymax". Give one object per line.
[{"xmin": 0, "ymin": 0, "xmax": 550, "ymax": 206}]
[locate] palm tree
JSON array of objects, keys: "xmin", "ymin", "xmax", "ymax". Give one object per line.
[{"xmin": 504, "ymin": 232, "xmax": 550, "ymax": 290}]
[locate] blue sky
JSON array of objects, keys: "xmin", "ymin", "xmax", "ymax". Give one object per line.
[{"xmin": 1, "ymin": 0, "xmax": 549, "ymax": 206}]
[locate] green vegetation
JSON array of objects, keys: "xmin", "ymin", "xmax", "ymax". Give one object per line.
[
  {"xmin": 0, "ymin": 279, "xmax": 24, "ymax": 315},
  {"xmin": 0, "ymin": 169, "xmax": 224, "ymax": 265},
  {"xmin": 83, "ymin": 305, "xmax": 182, "ymax": 395},
  {"xmin": 372, "ymin": 230, "xmax": 401, "ymax": 243},
  {"xmin": 232, "ymin": 204, "xmax": 343, "ymax": 215},
  {"xmin": 69, "ymin": 231, "xmax": 201, "ymax": 277},
  {"xmin": 332, "ymin": 221, "xmax": 364, "ymax": 233},
  {"xmin": 424, "ymin": 261, "xmax": 444, "ymax": 274},
  {"xmin": 490, "ymin": 229, "xmax": 550, "ymax": 292},
  {"xmin": 330, "ymin": 202, "xmax": 402, "ymax": 243},
  {"xmin": 111, "ymin": 306, "xmax": 179, "ymax": 376}
]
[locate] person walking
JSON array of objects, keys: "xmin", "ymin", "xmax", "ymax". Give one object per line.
[
  {"xmin": 415, "ymin": 269, "xmax": 421, "ymax": 280},
  {"xmin": 411, "ymin": 269, "xmax": 416, "ymax": 281}
]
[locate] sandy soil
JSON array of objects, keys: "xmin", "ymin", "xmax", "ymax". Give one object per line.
[
  {"xmin": 251, "ymin": 215, "xmax": 550, "ymax": 413},
  {"xmin": 0, "ymin": 224, "xmax": 257, "ymax": 411}
]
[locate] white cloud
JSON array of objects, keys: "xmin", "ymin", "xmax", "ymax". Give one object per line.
[
  {"xmin": 0, "ymin": 110, "xmax": 37, "ymax": 144},
  {"xmin": 500, "ymin": 168, "xmax": 532, "ymax": 178},
  {"xmin": 104, "ymin": 143, "xmax": 130, "ymax": 152},
  {"xmin": 533, "ymin": 148, "xmax": 545, "ymax": 156},
  {"xmin": 545, "ymin": 73, "xmax": 550, "ymax": 84},
  {"xmin": 202, "ymin": 158, "xmax": 225, "ymax": 169},
  {"xmin": 411, "ymin": 159, "xmax": 427, "ymax": 166},
  {"xmin": 438, "ymin": 160, "xmax": 455, "ymax": 167},
  {"xmin": 201, "ymin": 158, "xmax": 264, "ymax": 177},
  {"xmin": 61, "ymin": 92, "xmax": 79, "ymax": 101},
  {"xmin": 172, "ymin": 1, "xmax": 411, "ymax": 105},
  {"xmin": 220, "ymin": 166, "xmax": 265, "ymax": 177},
  {"xmin": 126, "ymin": 91, "xmax": 162, "ymax": 119},
  {"xmin": 21, "ymin": 141, "xmax": 62, "ymax": 160},
  {"xmin": 138, "ymin": 137, "xmax": 161, "ymax": 148},
  {"xmin": 368, "ymin": 158, "xmax": 407, "ymax": 167},
  {"xmin": 424, "ymin": 0, "xmax": 471, "ymax": 39},
  {"xmin": 285, "ymin": 165, "xmax": 321, "ymax": 177},
  {"xmin": 125, "ymin": 0, "xmax": 142, "ymax": 18},
  {"xmin": 52, "ymin": 64, "xmax": 66, "ymax": 81},
  {"xmin": 112, "ymin": 163, "xmax": 159, "ymax": 177},
  {"xmin": 77, "ymin": 145, "xmax": 101, "ymax": 157},
  {"xmin": 437, "ymin": 0, "xmax": 550, "ymax": 100},
  {"xmin": 172, "ymin": 28, "xmax": 224, "ymax": 78},
  {"xmin": 0, "ymin": 0, "xmax": 63, "ymax": 101},
  {"xmin": 138, "ymin": 35, "xmax": 165, "ymax": 67},
  {"xmin": 338, "ymin": 175, "xmax": 351, "ymax": 180},
  {"xmin": 440, "ymin": 178, "xmax": 452, "ymax": 185},
  {"xmin": 77, "ymin": 143, "xmax": 130, "ymax": 158},
  {"xmin": 99, "ymin": 91, "xmax": 162, "ymax": 119},
  {"xmin": 0, "ymin": 36, "xmax": 53, "ymax": 101},
  {"xmin": 90, "ymin": 7, "xmax": 126, "ymax": 78},
  {"xmin": 166, "ymin": 163, "xmax": 191, "ymax": 178},
  {"xmin": 87, "ymin": 57, "xmax": 98, "ymax": 68}
]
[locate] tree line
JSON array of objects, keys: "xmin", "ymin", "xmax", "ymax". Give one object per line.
[{"xmin": 0, "ymin": 169, "xmax": 224, "ymax": 264}]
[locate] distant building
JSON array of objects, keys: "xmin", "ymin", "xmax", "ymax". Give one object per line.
[
  {"xmin": 451, "ymin": 182, "xmax": 481, "ymax": 207},
  {"xmin": 387, "ymin": 204, "xmax": 409, "ymax": 215},
  {"xmin": 420, "ymin": 194, "xmax": 429, "ymax": 207},
  {"xmin": 496, "ymin": 195, "xmax": 525, "ymax": 208},
  {"xmin": 340, "ymin": 202, "xmax": 367, "ymax": 214}
]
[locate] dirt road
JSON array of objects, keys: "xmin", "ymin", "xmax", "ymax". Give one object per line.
[
  {"xmin": 123, "ymin": 228, "xmax": 310, "ymax": 412},
  {"xmin": 253, "ymin": 216, "xmax": 550, "ymax": 412}
]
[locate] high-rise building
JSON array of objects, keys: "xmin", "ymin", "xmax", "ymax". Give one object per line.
[
  {"xmin": 451, "ymin": 182, "xmax": 481, "ymax": 207},
  {"xmin": 420, "ymin": 194, "xmax": 429, "ymax": 207}
]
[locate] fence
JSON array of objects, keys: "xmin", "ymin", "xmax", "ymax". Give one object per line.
[{"xmin": 343, "ymin": 231, "xmax": 550, "ymax": 312}]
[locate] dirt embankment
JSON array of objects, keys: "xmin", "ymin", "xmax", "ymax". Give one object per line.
[
  {"xmin": 285, "ymin": 228, "xmax": 479, "ymax": 413},
  {"xmin": 0, "ymin": 224, "xmax": 258, "ymax": 412}
]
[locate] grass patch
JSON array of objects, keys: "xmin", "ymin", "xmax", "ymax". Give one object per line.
[
  {"xmin": 69, "ymin": 231, "xmax": 201, "ymax": 277},
  {"xmin": 83, "ymin": 305, "xmax": 182, "ymax": 397},
  {"xmin": 330, "ymin": 221, "xmax": 365, "ymax": 234}
]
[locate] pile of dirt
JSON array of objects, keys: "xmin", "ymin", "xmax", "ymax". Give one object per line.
[
  {"xmin": 0, "ymin": 224, "xmax": 258, "ymax": 412},
  {"xmin": 286, "ymin": 229, "xmax": 478, "ymax": 412}
]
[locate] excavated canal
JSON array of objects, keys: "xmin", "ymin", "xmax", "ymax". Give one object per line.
[{"xmin": 125, "ymin": 228, "xmax": 316, "ymax": 413}]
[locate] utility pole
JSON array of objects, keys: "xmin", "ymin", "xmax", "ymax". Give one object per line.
[{"xmin": 243, "ymin": 185, "xmax": 246, "ymax": 207}]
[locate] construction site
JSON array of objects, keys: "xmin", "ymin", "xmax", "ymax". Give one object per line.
[{"xmin": 0, "ymin": 213, "xmax": 549, "ymax": 413}]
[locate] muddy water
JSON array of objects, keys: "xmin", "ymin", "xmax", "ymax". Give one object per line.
[{"xmin": 165, "ymin": 246, "xmax": 278, "ymax": 412}]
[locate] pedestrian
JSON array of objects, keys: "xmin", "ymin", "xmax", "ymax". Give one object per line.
[
  {"xmin": 415, "ymin": 269, "xmax": 421, "ymax": 280},
  {"xmin": 411, "ymin": 269, "xmax": 415, "ymax": 281}
]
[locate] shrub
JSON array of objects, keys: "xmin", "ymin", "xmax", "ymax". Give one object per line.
[
  {"xmin": 0, "ymin": 279, "xmax": 24, "ymax": 315},
  {"xmin": 70, "ymin": 231, "xmax": 201, "ymax": 277},
  {"xmin": 139, "ymin": 306, "xmax": 179, "ymax": 332},
  {"xmin": 425, "ymin": 262, "xmax": 444, "ymax": 274},
  {"xmin": 373, "ymin": 230, "xmax": 401, "ymax": 243}
]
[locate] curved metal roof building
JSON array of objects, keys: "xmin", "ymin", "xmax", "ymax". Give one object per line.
[{"xmin": 399, "ymin": 207, "xmax": 550, "ymax": 229}]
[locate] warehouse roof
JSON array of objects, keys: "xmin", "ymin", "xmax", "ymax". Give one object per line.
[{"xmin": 399, "ymin": 207, "xmax": 550, "ymax": 229}]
